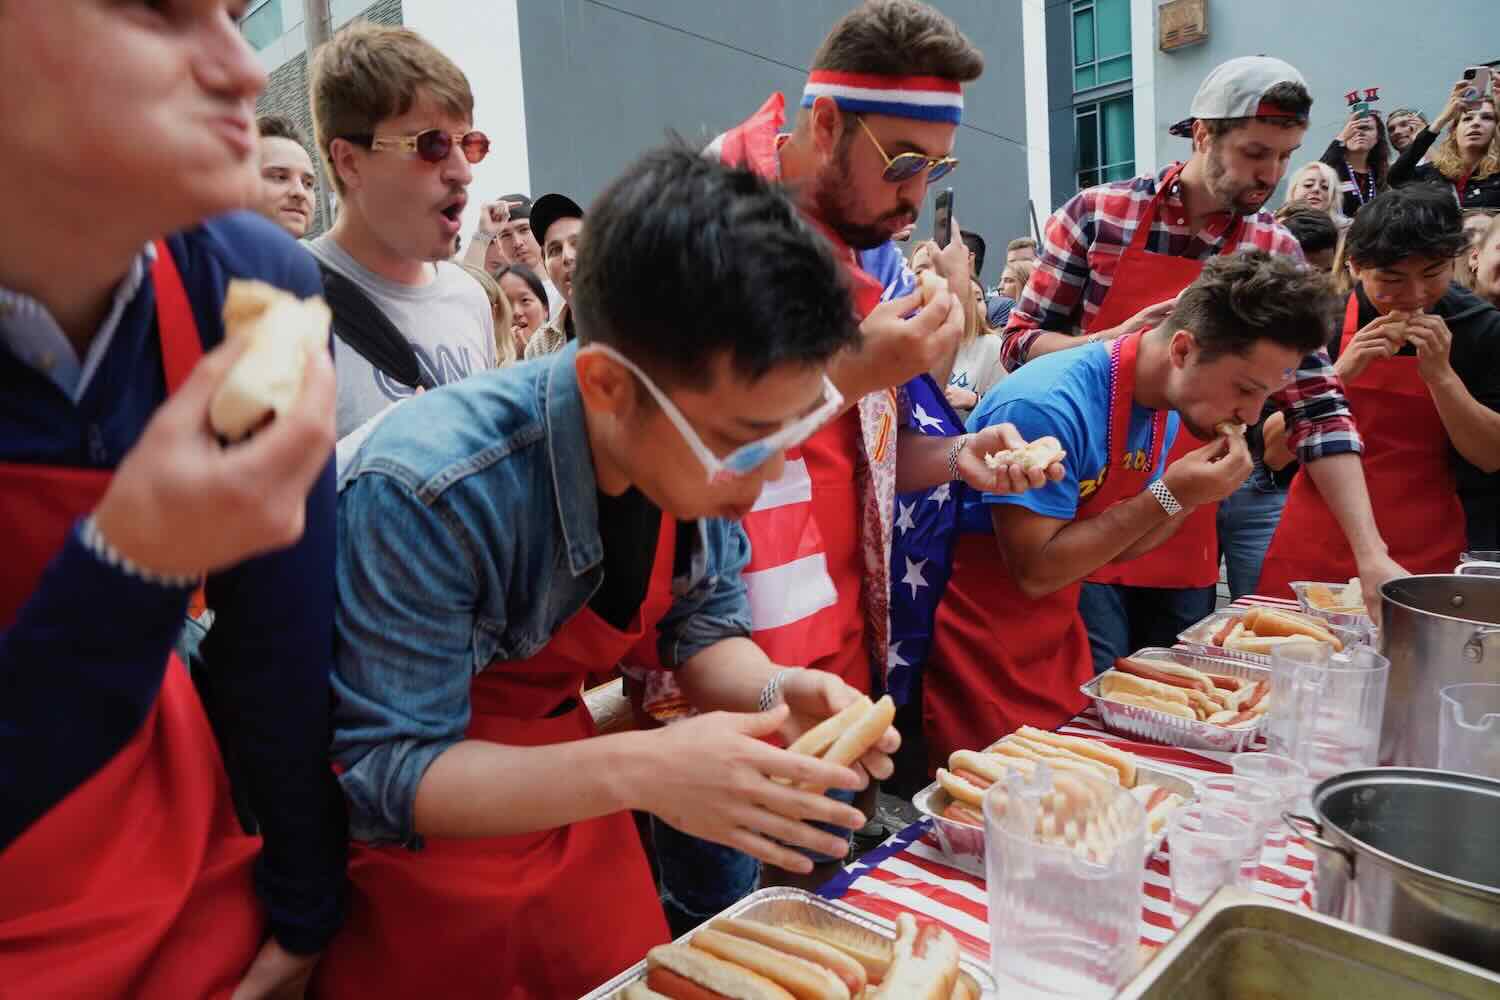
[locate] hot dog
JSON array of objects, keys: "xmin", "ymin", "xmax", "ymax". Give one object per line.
[
  {"xmin": 1011, "ymin": 725, "xmax": 1138, "ymax": 786},
  {"xmin": 1215, "ymin": 421, "xmax": 1247, "ymax": 437},
  {"xmin": 1130, "ymin": 783, "xmax": 1185, "ymax": 836},
  {"xmin": 870, "ymin": 915, "xmax": 960, "ymax": 1000},
  {"xmin": 209, "ymin": 279, "xmax": 332, "ymax": 442},
  {"xmin": 1241, "ymin": 606, "xmax": 1342, "ymax": 650},
  {"xmin": 645, "ymin": 943, "xmax": 796, "ymax": 1000},
  {"xmin": 1101, "ymin": 658, "xmax": 1268, "ymax": 726},
  {"xmin": 1113, "ymin": 656, "xmax": 1217, "ymax": 695},
  {"xmin": 690, "ymin": 928, "xmax": 852, "ymax": 1000},
  {"xmin": 941, "ymin": 801, "xmax": 984, "ymax": 826},
  {"xmin": 788, "ymin": 695, "xmax": 896, "ymax": 772},
  {"xmin": 918, "ymin": 270, "xmax": 943, "ymax": 306},
  {"xmin": 703, "ymin": 920, "xmax": 867, "ymax": 997},
  {"xmin": 1099, "ymin": 670, "xmax": 1193, "ymax": 708}
]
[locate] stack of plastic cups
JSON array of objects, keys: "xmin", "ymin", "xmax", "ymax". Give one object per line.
[
  {"xmin": 984, "ymin": 762, "xmax": 1145, "ymax": 998},
  {"xmin": 1195, "ymin": 774, "xmax": 1282, "ymax": 889},
  {"xmin": 1230, "ymin": 752, "xmax": 1309, "ymax": 868}
]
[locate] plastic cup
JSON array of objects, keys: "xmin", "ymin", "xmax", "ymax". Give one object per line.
[
  {"xmin": 1195, "ymin": 774, "xmax": 1282, "ymax": 888},
  {"xmin": 1230, "ymin": 752, "xmax": 1309, "ymax": 867},
  {"xmin": 1266, "ymin": 641, "xmax": 1333, "ymax": 757},
  {"xmin": 1168, "ymin": 805, "xmax": 1254, "ymax": 928},
  {"xmin": 1439, "ymin": 683, "xmax": 1500, "ymax": 779},
  {"xmin": 1457, "ymin": 551, "xmax": 1500, "ymax": 577},
  {"xmin": 1291, "ymin": 647, "xmax": 1390, "ymax": 785},
  {"xmin": 984, "ymin": 762, "xmax": 1145, "ymax": 998}
]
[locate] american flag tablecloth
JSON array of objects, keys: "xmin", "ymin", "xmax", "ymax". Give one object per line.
[{"xmin": 818, "ymin": 595, "xmax": 1318, "ymax": 962}]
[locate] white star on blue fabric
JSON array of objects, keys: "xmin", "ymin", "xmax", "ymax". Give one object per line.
[
  {"xmin": 912, "ymin": 404, "xmax": 945, "ymax": 433},
  {"xmin": 927, "ymin": 482, "xmax": 951, "ymax": 509},
  {"xmin": 895, "ymin": 500, "xmax": 917, "ymax": 535},
  {"xmin": 902, "ymin": 556, "xmax": 930, "ymax": 600},
  {"xmin": 888, "ymin": 640, "xmax": 909, "ymax": 671}
]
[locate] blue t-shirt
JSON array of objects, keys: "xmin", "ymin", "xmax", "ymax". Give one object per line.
[{"xmin": 959, "ymin": 343, "xmax": 1179, "ymax": 532}]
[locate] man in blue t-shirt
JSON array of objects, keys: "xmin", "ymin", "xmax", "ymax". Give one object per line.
[{"xmin": 921, "ymin": 252, "xmax": 1338, "ymax": 770}]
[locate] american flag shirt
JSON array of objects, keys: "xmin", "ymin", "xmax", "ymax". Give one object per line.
[{"xmin": 1002, "ymin": 164, "xmax": 1362, "ymax": 462}]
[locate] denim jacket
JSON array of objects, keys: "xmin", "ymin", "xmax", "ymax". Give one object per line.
[{"xmin": 333, "ymin": 342, "xmax": 753, "ymax": 844}]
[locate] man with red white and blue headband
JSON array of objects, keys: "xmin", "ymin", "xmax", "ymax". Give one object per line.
[{"xmin": 626, "ymin": 0, "xmax": 1064, "ymax": 932}]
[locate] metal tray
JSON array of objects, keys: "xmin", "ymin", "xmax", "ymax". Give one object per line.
[
  {"xmin": 1177, "ymin": 606, "xmax": 1364, "ymax": 665},
  {"xmin": 1290, "ymin": 580, "xmax": 1376, "ymax": 630},
  {"xmin": 1081, "ymin": 647, "xmax": 1270, "ymax": 752},
  {"xmin": 1116, "ymin": 887, "xmax": 1500, "ymax": 999},
  {"xmin": 913, "ymin": 764, "xmax": 1195, "ymax": 879},
  {"xmin": 579, "ymin": 886, "xmax": 997, "ymax": 998}
]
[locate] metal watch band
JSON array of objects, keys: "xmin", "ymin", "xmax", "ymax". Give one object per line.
[
  {"xmin": 78, "ymin": 514, "xmax": 200, "ymax": 589},
  {"xmin": 1148, "ymin": 478, "xmax": 1183, "ymax": 517},
  {"xmin": 472, "ymin": 230, "xmax": 498, "ymax": 244},
  {"xmin": 947, "ymin": 434, "xmax": 968, "ymax": 482}
]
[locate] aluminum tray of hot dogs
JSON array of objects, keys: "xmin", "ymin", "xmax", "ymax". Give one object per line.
[
  {"xmin": 582, "ymin": 886, "xmax": 996, "ymax": 999},
  {"xmin": 1176, "ymin": 605, "xmax": 1364, "ymax": 665},
  {"xmin": 1081, "ymin": 647, "xmax": 1271, "ymax": 752},
  {"xmin": 913, "ymin": 728, "xmax": 1196, "ymax": 879}
]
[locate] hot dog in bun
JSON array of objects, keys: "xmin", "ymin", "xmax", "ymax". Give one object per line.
[
  {"xmin": 644, "ymin": 943, "xmax": 796, "ymax": 1000},
  {"xmin": 209, "ymin": 280, "xmax": 331, "ymax": 442},
  {"xmin": 870, "ymin": 915, "xmax": 959, "ymax": 1000},
  {"xmin": 918, "ymin": 270, "xmax": 943, "ymax": 306},
  {"xmin": 701, "ymin": 920, "xmax": 866, "ymax": 997},
  {"xmin": 788, "ymin": 695, "xmax": 895, "ymax": 771}
]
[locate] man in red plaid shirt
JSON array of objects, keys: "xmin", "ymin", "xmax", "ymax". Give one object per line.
[{"xmin": 1000, "ymin": 57, "xmax": 1405, "ymax": 668}]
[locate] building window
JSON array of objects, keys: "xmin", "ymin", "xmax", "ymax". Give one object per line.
[
  {"xmin": 1072, "ymin": 0, "xmax": 1131, "ymax": 93},
  {"xmin": 1076, "ymin": 95, "xmax": 1135, "ymax": 190},
  {"xmin": 240, "ymin": 0, "xmax": 283, "ymax": 51}
]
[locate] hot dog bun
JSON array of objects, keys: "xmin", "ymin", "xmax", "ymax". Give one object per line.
[
  {"xmin": 623, "ymin": 985, "xmax": 673, "ymax": 1000},
  {"xmin": 821, "ymin": 695, "xmax": 895, "ymax": 769},
  {"xmin": 209, "ymin": 280, "xmax": 331, "ymax": 442},
  {"xmin": 1105, "ymin": 689, "xmax": 1198, "ymax": 720},
  {"xmin": 705, "ymin": 920, "xmax": 867, "ymax": 997},
  {"xmin": 691, "ymin": 928, "xmax": 851, "ymax": 1000},
  {"xmin": 1114, "ymin": 656, "xmax": 1217, "ymax": 695},
  {"xmin": 787, "ymin": 698, "xmax": 869, "ymax": 757},
  {"xmin": 645, "ymin": 943, "xmax": 796, "ymax": 1000},
  {"xmin": 1100, "ymin": 670, "xmax": 1193, "ymax": 708},
  {"xmin": 1242, "ymin": 607, "xmax": 1342, "ymax": 650},
  {"xmin": 870, "ymin": 915, "xmax": 959, "ymax": 1000},
  {"xmin": 1011, "ymin": 726, "xmax": 1137, "ymax": 786},
  {"xmin": 1215, "ymin": 421, "xmax": 1247, "ymax": 437},
  {"xmin": 983, "ymin": 435, "xmax": 1067, "ymax": 472}
]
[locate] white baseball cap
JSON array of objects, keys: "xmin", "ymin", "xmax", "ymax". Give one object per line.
[{"xmin": 1170, "ymin": 56, "xmax": 1309, "ymax": 137}]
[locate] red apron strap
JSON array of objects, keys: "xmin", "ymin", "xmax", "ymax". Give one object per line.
[
  {"xmin": 1125, "ymin": 164, "xmax": 1187, "ymax": 253},
  {"xmin": 1340, "ymin": 292, "xmax": 1362, "ymax": 351},
  {"xmin": 151, "ymin": 239, "xmax": 204, "ymax": 395}
]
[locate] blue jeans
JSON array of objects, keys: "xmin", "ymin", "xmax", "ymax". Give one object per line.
[
  {"xmin": 651, "ymin": 818, "xmax": 761, "ymax": 937},
  {"xmin": 1079, "ymin": 582, "xmax": 1217, "ymax": 676},
  {"xmin": 1217, "ymin": 470, "xmax": 1288, "ymax": 600}
]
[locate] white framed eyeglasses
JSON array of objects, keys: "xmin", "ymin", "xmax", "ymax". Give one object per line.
[{"xmin": 587, "ymin": 343, "xmax": 844, "ymax": 483}]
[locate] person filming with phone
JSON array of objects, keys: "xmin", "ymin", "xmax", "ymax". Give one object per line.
[{"xmin": 1390, "ymin": 68, "xmax": 1500, "ymax": 209}]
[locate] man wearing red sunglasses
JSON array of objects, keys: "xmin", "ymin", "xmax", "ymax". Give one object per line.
[
  {"xmin": 0, "ymin": 2, "xmax": 346, "ymax": 996},
  {"xmin": 307, "ymin": 21, "xmax": 498, "ymax": 441}
]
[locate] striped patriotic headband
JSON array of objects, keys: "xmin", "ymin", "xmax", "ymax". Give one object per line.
[{"xmin": 801, "ymin": 70, "xmax": 964, "ymax": 125}]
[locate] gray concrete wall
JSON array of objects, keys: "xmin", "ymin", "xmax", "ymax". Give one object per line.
[
  {"xmin": 1147, "ymin": 0, "xmax": 1500, "ymax": 201},
  {"xmin": 515, "ymin": 0, "xmax": 1032, "ymax": 283}
]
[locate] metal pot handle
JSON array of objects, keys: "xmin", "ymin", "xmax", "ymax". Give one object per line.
[
  {"xmin": 1282, "ymin": 813, "xmax": 1354, "ymax": 866},
  {"xmin": 1463, "ymin": 627, "xmax": 1500, "ymax": 663},
  {"xmin": 1284, "ymin": 811, "xmax": 1358, "ymax": 920}
]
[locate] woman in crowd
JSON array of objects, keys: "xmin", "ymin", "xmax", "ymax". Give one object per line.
[
  {"xmin": 1455, "ymin": 208, "xmax": 1499, "ymax": 289},
  {"xmin": 1282, "ymin": 162, "xmax": 1350, "ymax": 227},
  {"xmin": 1258, "ymin": 184, "xmax": 1500, "ymax": 590},
  {"xmin": 1391, "ymin": 81, "xmax": 1500, "ymax": 209},
  {"xmin": 945, "ymin": 274, "xmax": 1008, "ymax": 417},
  {"xmin": 1321, "ymin": 110, "xmax": 1391, "ymax": 218},
  {"xmin": 1470, "ymin": 214, "xmax": 1500, "ymax": 309},
  {"xmin": 460, "ymin": 265, "xmax": 518, "ymax": 365},
  {"xmin": 996, "ymin": 256, "xmax": 1034, "ymax": 305},
  {"xmin": 496, "ymin": 263, "xmax": 550, "ymax": 357}
]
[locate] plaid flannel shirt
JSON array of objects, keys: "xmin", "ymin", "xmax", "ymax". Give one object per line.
[{"xmin": 1002, "ymin": 164, "xmax": 1362, "ymax": 462}]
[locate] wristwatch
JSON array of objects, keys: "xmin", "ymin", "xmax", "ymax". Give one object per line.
[
  {"xmin": 1148, "ymin": 479, "xmax": 1183, "ymax": 517},
  {"xmin": 472, "ymin": 230, "xmax": 498, "ymax": 245}
]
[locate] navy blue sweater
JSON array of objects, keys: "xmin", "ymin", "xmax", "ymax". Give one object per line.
[{"xmin": 0, "ymin": 213, "xmax": 346, "ymax": 954}]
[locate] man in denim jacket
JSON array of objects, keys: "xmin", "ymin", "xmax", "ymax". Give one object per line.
[{"xmin": 317, "ymin": 146, "xmax": 903, "ymax": 997}]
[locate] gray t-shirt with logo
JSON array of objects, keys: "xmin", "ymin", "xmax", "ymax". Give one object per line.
[{"xmin": 307, "ymin": 235, "xmax": 496, "ymax": 439}]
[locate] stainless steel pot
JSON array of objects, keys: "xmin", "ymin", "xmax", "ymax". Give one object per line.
[
  {"xmin": 1379, "ymin": 575, "xmax": 1500, "ymax": 767},
  {"xmin": 1286, "ymin": 768, "xmax": 1500, "ymax": 973}
]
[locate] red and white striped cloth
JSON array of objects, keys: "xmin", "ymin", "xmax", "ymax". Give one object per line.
[{"xmin": 823, "ymin": 595, "xmax": 1317, "ymax": 962}]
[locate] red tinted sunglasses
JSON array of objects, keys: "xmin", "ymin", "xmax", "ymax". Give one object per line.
[{"xmin": 345, "ymin": 128, "xmax": 491, "ymax": 164}]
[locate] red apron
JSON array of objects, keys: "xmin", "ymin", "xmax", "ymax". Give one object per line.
[
  {"xmin": 0, "ymin": 243, "xmax": 264, "ymax": 998},
  {"xmin": 1085, "ymin": 164, "xmax": 1241, "ymax": 590},
  {"xmin": 1256, "ymin": 296, "xmax": 1468, "ymax": 594},
  {"xmin": 924, "ymin": 331, "xmax": 1169, "ymax": 771},
  {"xmin": 313, "ymin": 517, "xmax": 677, "ymax": 1000}
]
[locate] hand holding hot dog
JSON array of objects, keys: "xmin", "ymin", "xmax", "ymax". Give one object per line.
[
  {"xmin": 1160, "ymin": 432, "xmax": 1251, "ymax": 508},
  {"xmin": 781, "ymin": 670, "xmax": 900, "ymax": 783},
  {"xmin": 1335, "ymin": 312, "xmax": 1409, "ymax": 383},
  {"xmin": 633, "ymin": 706, "xmax": 869, "ymax": 874}
]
